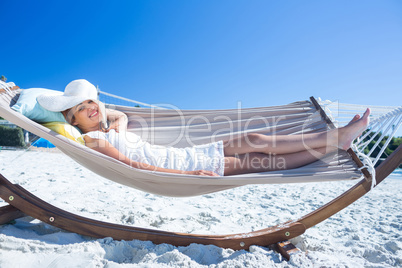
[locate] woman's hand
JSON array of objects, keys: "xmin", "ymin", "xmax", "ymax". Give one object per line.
[
  {"xmin": 184, "ymin": 170, "xmax": 219, "ymax": 176},
  {"xmin": 105, "ymin": 121, "xmax": 121, "ymax": 132},
  {"xmin": 105, "ymin": 109, "xmax": 128, "ymax": 133}
]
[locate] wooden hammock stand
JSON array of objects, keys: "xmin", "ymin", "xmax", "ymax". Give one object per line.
[{"xmin": 1, "ymin": 86, "xmax": 401, "ymax": 260}]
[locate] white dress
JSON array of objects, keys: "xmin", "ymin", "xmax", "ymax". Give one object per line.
[{"xmin": 84, "ymin": 130, "xmax": 225, "ymax": 176}]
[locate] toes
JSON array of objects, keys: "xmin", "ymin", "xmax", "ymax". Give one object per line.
[
  {"xmin": 363, "ymin": 108, "xmax": 371, "ymax": 119},
  {"xmin": 352, "ymin": 114, "xmax": 360, "ymax": 122},
  {"xmin": 347, "ymin": 114, "xmax": 360, "ymax": 126}
]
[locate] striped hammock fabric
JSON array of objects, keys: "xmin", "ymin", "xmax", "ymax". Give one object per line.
[{"xmin": 3, "ymin": 83, "xmax": 399, "ymax": 197}]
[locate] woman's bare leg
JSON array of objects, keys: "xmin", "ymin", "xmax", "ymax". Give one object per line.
[
  {"xmin": 224, "ymin": 109, "xmax": 370, "ymax": 156},
  {"xmin": 224, "ymin": 131, "xmax": 336, "ymax": 155},
  {"xmin": 224, "ymin": 146, "xmax": 337, "ymax": 176}
]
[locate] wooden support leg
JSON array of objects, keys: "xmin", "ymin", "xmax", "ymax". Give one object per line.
[
  {"xmin": 0, "ymin": 205, "xmax": 26, "ymax": 225},
  {"xmin": 275, "ymin": 240, "xmax": 302, "ymax": 261}
]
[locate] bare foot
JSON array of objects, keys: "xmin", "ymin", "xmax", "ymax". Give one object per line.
[
  {"xmin": 344, "ymin": 114, "xmax": 361, "ymax": 135},
  {"xmin": 338, "ymin": 108, "xmax": 370, "ymax": 150}
]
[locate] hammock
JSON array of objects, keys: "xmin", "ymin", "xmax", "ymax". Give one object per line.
[
  {"xmin": 1, "ymin": 82, "xmax": 401, "ymax": 196},
  {"xmin": 1, "ymin": 81, "xmax": 401, "ymax": 255},
  {"xmin": 0, "ymin": 84, "xmax": 369, "ymax": 196}
]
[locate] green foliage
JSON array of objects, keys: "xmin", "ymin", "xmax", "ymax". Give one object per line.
[
  {"xmin": 0, "ymin": 75, "xmax": 6, "ymax": 82},
  {"xmin": 0, "ymin": 125, "xmax": 26, "ymax": 147},
  {"xmin": 361, "ymin": 130, "xmax": 402, "ymax": 168}
]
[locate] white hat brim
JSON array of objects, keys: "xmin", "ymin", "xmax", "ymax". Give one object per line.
[{"xmin": 37, "ymin": 94, "xmax": 95, "ymax": 112}]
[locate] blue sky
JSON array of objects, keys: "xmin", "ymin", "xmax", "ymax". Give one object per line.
[{"xmin": 1, "ymin": 0, "xmax": 401, "ymax": 110}]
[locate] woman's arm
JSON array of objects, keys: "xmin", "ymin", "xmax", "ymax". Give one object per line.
[
  {"xmin": 105, "ymin": 109, "xmax": 128, "ymax": 132},
  {"xmin": 83, "ymin": 135, "xmax": 218, "ymax": 176}
]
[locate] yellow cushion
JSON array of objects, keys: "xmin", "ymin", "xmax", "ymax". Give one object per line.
[{"xmin": 42, "ymin": 122, "xmax": 85, "ymax": 145}]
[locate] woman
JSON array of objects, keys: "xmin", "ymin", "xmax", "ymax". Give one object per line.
[{"xmin": 38, "ymin": 79, "xmax": 370, "ymax": 176}]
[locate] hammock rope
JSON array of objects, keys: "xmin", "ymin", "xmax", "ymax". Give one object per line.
[
  {"xmin": 318, "ymin": 98, "xmax": 402, "ymax": 189},
  {"xmin": 98, "ymin": 89, "xmax": 165, "ymax": 109},
  {"xmin": 0, "ymin": 81, "xmax": 14, "ymax": 95}
]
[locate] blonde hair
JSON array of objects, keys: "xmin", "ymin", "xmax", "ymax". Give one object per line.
[{"xmin": 63, "ymin": 108, "xmax": 75, "ymax": 125}]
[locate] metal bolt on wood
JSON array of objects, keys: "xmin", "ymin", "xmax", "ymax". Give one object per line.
[
  {"xmin": 8, "ymin": 196, "xmax": 14, "ymax": 201},
  {"xmin": 240, "ymin": 242, "xmax": 245, "ymax": 247},
  {"xmin": 49, "ymin": 217, "xmax": 55, "ymax": 222},
  {"xmin": 285, "ymin": 232, "xmax": 290, "ymax": 237}
]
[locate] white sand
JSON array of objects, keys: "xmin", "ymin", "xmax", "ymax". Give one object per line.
[{"xmin": 0, "ymin": 150, "xmax": 401, "ymax": 267}]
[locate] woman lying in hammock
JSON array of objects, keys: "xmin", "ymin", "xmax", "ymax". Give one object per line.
[{"xmin": 38, "ymin": 79, "xmax": 371, "ymax": 177}]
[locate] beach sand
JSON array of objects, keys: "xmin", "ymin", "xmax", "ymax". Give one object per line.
[{"xmin": 0, "ymin": 150, "xmax": 401, "ymax": 267}]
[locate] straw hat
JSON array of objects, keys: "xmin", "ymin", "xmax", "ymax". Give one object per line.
[
  {"xmin": 37, "ymin": 79, "xmax": 98, "ymax": 112},
  {"xmin": 37, "ymin": 79, "xmax": 108, "ymax": 128}
]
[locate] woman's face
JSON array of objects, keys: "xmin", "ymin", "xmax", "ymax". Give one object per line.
[{"xmin": 68, "ymin": 100, "xmax": 101, "ymax": 128}]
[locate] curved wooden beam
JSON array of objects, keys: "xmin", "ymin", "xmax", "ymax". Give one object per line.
[
  {"xmin": 0, "ymin": 173, "xmax": 305, "ymax": 250},
  {"xmin": 297, "ymin": 144, "xmax": 401, "ymax": 229}
]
